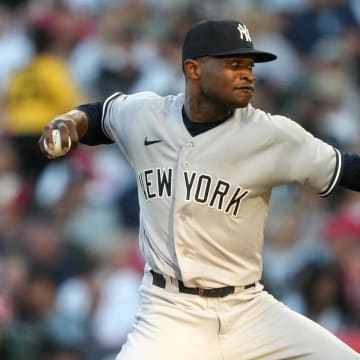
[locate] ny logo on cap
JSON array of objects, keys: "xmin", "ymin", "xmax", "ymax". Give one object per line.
[{"xmin": 237, "ymin": 24, "xmax": 251, "ymax": 42}]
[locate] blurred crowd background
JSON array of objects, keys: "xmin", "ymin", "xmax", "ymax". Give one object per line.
[{"xmin": 0, "ymin": 0, "xmax": 360, "ymax": 359}]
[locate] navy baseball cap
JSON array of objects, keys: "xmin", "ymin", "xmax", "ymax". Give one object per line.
[{"xmin": 182, "ymin": 19, "xmax": 277, "ymax": 63}]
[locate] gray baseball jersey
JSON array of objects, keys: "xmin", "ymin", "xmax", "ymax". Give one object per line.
[{"xmin": 101, "ymin": 91, "xmax": 341, "ymax": 288}]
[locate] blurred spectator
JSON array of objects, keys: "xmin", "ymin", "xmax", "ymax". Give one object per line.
[
  {"xmin": 0, "ymin": 4, "xmax": 32, "ymax": 95},
  {"xmin": 69, "ymin": 1, "xmax": 151, "ymax": 99},
  {"xmin": 306, "ymin": 36, "xmax": 360, "ymax": 149},
  {"xmin": 89, "ymin": 232, "xmax": 142, "ymax": 358},
  {"xmin": 321, "ymin": 193, "xmax": 360, "ymax": 324},
  {"xmin": 0, "ymin": 254, "xmax": 28, "ymax": 326},
  {"xmin": 342, "ymin": 246, "xmax": 360, "ymax": 322},
  {"xmin": 322, "ymin": 213, "xmax": 360, "ymax": 264},
  {"xmin": 259, "ymin": 0, "xmax": 308, "ymax": 12},
  {"xmin": 2, "ymin": 17, "xmax": 84, "ymax": 181},
  {"xmin": 284, "ymin": 0, "xmax": 359, "ymax": 56},
  {"xmin": 34, "ymin": 144, "xmax": 137, "ymax": 250},
  {"xmin": 263, "ymin": 206, "xmax": 331, "ymax": 301},
  {"xmin": 296, "ymin": 262, "xmax": 349, "ymax": 334},
  {"xmin": 0, "ymin": 140, "xmax": 31, "ymax": 251},
  {"xmin": 130, "ymin": 18, "xmax": 186, "ymax": 95},
  {"xmin": 241, "ymin": 9, "xmax": 304, "ymax": 88},
  {"xmin": 48, "ymin": 248, "xmax": 99, "ymax": 355},
  {"xmin": 1, "ymin": 265, "xmax": 59, "ymax": 360}
]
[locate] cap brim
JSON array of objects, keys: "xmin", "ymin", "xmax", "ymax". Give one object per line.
[{"xmin": 210, "ymin": 48, "xmax": 277, "ymax": 63}]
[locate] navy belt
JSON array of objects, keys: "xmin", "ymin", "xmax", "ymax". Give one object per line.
[{"xmin": 150, "ymin": 270, "xmax": 255, "ymax": 298}]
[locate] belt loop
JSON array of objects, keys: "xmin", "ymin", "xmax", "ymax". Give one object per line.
[{"xmin": 150, "ymin": 269, "xmax": 166, "ymax": 288}]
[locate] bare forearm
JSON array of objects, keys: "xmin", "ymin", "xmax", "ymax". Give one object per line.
[{"xmin": 53, "ymin": 109, "xmax": 89, "ymax": 140}]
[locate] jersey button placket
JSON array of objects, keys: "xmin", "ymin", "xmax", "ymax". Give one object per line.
[
  {"xmin": 183, "ymin": 142, "xmax": 193, "ymax": 168},
  {"xmin": 173, "ymin": 143, "xmax": 196, "ymax": 281}
]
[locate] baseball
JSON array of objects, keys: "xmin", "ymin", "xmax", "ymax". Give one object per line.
[{"xmin": 43, "ymin": 129, "xmax": 71, "ymax": 157}]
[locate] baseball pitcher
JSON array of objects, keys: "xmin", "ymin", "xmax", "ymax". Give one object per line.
[{"xmin": 39, "ymin": 20, "xmax": 360, "ymax": 359}]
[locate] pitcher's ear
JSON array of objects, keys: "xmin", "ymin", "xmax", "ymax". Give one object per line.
[{"xmin": 183, "ymin": 59, "xmax": 201, "ymax": 79}]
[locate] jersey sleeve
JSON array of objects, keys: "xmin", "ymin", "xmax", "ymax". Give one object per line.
[
  {"xmin": 97, "ymin": 92, "xmax": 135, "ymax": 161},
  {"xmin": 270, "ymin": 115, "xmax": 342, "ymax": 196},
  {"xmin": 100, "ymin": 92, "xmax": 126, "ymax": 141}
]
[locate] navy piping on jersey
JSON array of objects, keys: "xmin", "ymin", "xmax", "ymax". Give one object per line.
[
  {"xmin": 318, "ymin": 148, "xmax": 342, "ymax": 197},
  {"xmin": 101, "ymin": 92, "xmax": 123, "ymax": 140}
]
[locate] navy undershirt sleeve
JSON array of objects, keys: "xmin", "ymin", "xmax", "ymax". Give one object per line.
[
  {"xmin": 339, "ymin": 152, "xmax": 360, "ymax": 191},
  {"xmin": 75, "ymin": 102, "xmax": 114, "ymax": 145}
]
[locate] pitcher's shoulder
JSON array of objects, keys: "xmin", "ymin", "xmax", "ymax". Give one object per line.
[
  {"xmin": 245, "ymin": 105, "xmax": 297, "ymax": 131},
  {"xmin": 245, "ymin": 105, "xmax": 287, "ymax": 122},
  {"xmin": 124, "ymin": 91, "xmax": 184, "ymax": 110}
]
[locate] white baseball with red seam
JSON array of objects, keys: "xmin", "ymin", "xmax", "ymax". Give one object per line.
[{"xmin": 43, "ymin": 129, "xmax": 71, "ymax": 157}]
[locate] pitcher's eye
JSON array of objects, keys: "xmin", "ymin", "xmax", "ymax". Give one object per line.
[{"xmin": 230, "ymin": 61, "xmax": 255, "ymax": 70}]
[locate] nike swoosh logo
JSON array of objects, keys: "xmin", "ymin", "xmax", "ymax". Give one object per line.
[{"xmin": 144, "ymin": 137, "xmax": 162, "ymax": 146}]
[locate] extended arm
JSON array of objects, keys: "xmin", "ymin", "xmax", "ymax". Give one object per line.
[{"xmin": 38, "ymin": 101, "xmax": 360, "ymax": 194}]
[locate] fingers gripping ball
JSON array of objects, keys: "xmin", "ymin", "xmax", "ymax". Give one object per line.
[{"xmin": 44, "ymin": 129, "xmax": 71, "ymax": 157}]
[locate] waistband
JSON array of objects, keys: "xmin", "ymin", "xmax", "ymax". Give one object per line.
[{"xmin": 150, "ymin": 269, "xmax": 256, "ymax": 298}]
